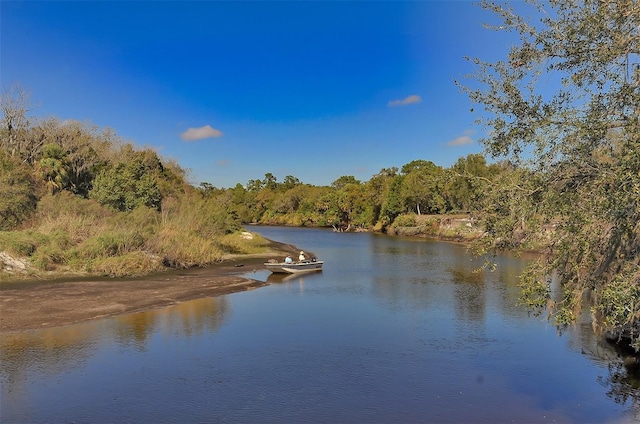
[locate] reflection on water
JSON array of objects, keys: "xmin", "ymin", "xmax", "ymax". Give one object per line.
[
  {"xmin": 1, "ymin": 227, "xmax": 638, "ymax": 423},
  {"xmin": 1, "ymin": 296, "xmax": 230, "ymax": 421},
  {"xmin": 265, "ymin": 271, "xmax": 324, "ymax": 296},
  {"xmin": 113, "ymin": 296, "xmax": 230, "ymax": 348},
  {"xmin": 1, "ymin": 325, "xmax": 100, "ymax": 409}
]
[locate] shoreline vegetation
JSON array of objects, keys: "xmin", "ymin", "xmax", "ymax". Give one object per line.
[
  {"xmin": 0, "ymin": 238, "xmax": 303, "ymax": 333},
  {"xmin": 0, "ymin": 214, "xmax": 489, "ymax": 283},
  {"xmin": 0, "ymin": 213, "xmax": 490, "ymax": 333},
  {"xmin": 0, "ymin": 217, "xmax": 480, "ymax": 333},
  {"xmin": 0, "ymin": 216, "xmax": 510, "ymax": 334}
]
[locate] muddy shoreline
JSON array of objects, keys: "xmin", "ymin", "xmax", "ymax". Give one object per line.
[{"xmin": 0, "ymin": 244, "xmax": 301, "ymax": 333}]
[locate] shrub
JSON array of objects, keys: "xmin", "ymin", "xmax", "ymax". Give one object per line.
[{"xmin": 393, "ymin": 213, "xmax": 417, "ymax": 227}]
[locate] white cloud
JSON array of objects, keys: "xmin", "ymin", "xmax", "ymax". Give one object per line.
[
  {"xmin": 387, "ymin": 94, "xmax": 422, "ymax": 107},
  {"xmin": 181, "ymin": 124, "xmax": 223, "ymax": 141},
  {"xmin": 447, "ymin": 130, "xmax": 475, "ymax": 146}
]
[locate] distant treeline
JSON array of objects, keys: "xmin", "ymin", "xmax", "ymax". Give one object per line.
[
  {"xmin": 201, "ymin": 156, "xmax": 505, "ymax": 233},
  {"xmin": 0, "ymin": 107, "xmax": 522, "ymax": 235},
  {"xmin": 0, "ymin": 89, "xmax": 531, "ymax": 276}
]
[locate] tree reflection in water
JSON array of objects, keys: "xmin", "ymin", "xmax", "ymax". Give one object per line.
[
  {"xmin": 0, "ymin": 295, "xmax": 231, "ymax": 400},
  {"xmin": 114, "ymin": 296, "xmax": 230, "ymax": 349},
  {"xmin": 598, "ymin": 337, "xmax": 640, "ymax": 415},
  {"xmin": 600, "ymin": 360, "xmax": 639, "ymax": 409},
  {"xmin": 0, "ymin": 325, "xmax": 101, "ymax": 409}
]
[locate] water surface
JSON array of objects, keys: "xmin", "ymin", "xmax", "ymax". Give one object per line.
[{"xmin": 1, "ymin": 226, "xmax": 638, "ymax": 423}]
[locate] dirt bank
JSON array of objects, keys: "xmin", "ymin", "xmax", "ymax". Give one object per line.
[{"xmin": 0, "ymin": 242, "xmax": 302, "ymax": 333}]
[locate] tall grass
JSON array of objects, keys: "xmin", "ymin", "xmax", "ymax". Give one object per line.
[
  {"xmin": 85, "ymin": 251, "xmax": 164, "ymax": 277},
  {"xmin": 218, "ymin": 232, "xmax": 271, "ymax": 255},
  {"xmin": 1, "ymin": 191, "xmax": 263, "ymax": 279}
]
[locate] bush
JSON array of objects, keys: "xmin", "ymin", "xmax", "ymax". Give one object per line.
[{"xmin": 393, "ymin": 213, "xmax": 417, "ymax": 227}]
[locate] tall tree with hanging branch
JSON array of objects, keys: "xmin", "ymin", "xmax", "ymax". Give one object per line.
[{"xmin": 460, "ymin": 0, "xmax": 640, "ymax": 348}]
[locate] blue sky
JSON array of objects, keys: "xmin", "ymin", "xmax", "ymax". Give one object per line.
[{"xmin": 2, "ymin": 1, "xmax": 507, "ymax": 188}]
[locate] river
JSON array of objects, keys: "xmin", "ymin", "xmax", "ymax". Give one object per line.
[{"xmin": 1, "ymin": 226, "xmax": 638, "ymax": 423}]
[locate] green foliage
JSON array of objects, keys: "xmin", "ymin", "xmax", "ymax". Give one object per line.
[
  {"xmin": 80, "ymin": 231, "xmax": 146, "ymax": 259},
  {"xmin": 281, "ymin": 175, "xmax": 301, "ymax": 190},
  {"xmin": 393, "ymin": 214, "xmax": 417, "ymax": 227},
  {"xmin": 0, "ymin": 92, "xmax": 267, "ymax": 278},
  {"xmin": 400, "ymin": 161, "xmax": 445, "ymax": 215},
  {"xmin": 89, "ymin": 157, "xmax": 162, "ymax": 212},
  {"xmin": 462, "ymin": 0, "xmax": 640, "ymax": 348},
  {"xmin": 0, "ymin": 231, "xmax": 39, "ymax": 256},
  {"xmin": 331, "ymin": 175, "xmax": 360, "ymax": 190},
  {"xmin": 594, "ymin": 278, "xmax": 640, "ymax": 350},
  {"xmin": 0, "ymin": 229, "xmax": 72, "ymax": 271},
  {"xmin": 150, "ymin": 230, "xmax": 223, "ymax": 269},
  {"xmin": 86, "ymin": 251, "xmax": 164, "ymax": 277},
  {"xmin": 365, "ymin": 167, "xmax": 397, "ymax": 225},
  {"xmin": 263, "ymin": 172, "xmax": 278, "ymax": 190},
  {"xmin": 30, "ymin": 234, "xmax": 71, "ymax": 270},
  {"xmin": 37, "ymin": 143, "xmax": 70, "ymax": 194},
  {"xmin": 218, "ymin": 232, "xmax": 271, "ymax": 255},
  {"xmin": 380, "ymin": 175, "xmax": 404, "ymax": 224},
  {"xmin": 0, "ymin": 151, "xmax": 37, "ymax": 230},
  {"xmin": 446, "ymin": 154, "xmax": 499, "ymax": 212},
  {"xmin": 515, "ymin": 261, "xmax": 550, "ymax": 312}
]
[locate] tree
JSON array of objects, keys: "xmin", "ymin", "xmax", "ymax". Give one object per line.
[
  {"xmin": 263, "ymin": 173, "xmax": 278, "ymax": 190},
  {"xmin": 380, "ymin": 175, "xmax": 405, "ymax": 225},
  {"xmin": 0, "ymin": 84, "xmax": 37, "ymax": 164},
  {"xmin": 401, "ymin": 159, "xmax": 437, "ymax": 175},
  {"xmin": 281, "ymin": 175, "xmax": 301, "ymax": 190},
  {"xmin": 198, "ymin": 182, "xmax": 219, "ymax": 197},
  {"xmin": 323, "ymin": 181, "xmax": 367, "ymax": 231},
  {"xmin": 37, "ymin": 143, "xmax": 70, "ymax": 194},
  {"xmin": 400, "ymin": 161, "xmax": 445, "ymax": 215},
  {"xmin": 246, "ymin": 178, "xmax": 264, "ymax": 192},
  {"xmin": 462, "ymin": 0, "xmax": 640, "ymax": 348},
  {"xmin": 89, "ymin": 147, "xmax": 165, "ymax": 212},
  {"xmin": 49, "ymin": 119, "xmax": 112, "ymax": 196},
  {"xmin": 445, "ymin": 154, "xmax": 499, "ymax": 212},
  {"xmin": 366, "ymin": 167, "xmax": 398, "ymax": 226},
  {"xmin": 331, "ymin": 175, "xmax": 360, "ymax": 190}
]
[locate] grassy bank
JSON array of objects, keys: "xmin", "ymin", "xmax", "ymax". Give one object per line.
[{"xmin": 0, "ymin": 192, "xmax": 274, "ymax": 281}]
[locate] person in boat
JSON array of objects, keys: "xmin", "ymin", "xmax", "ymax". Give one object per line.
[
  {"xmin": 285, "ymin": 255, "xmax": 293, "ymax": 264},
  {"xmin": 298, "ymin": 251, "xmax": 306, "ymax": 262}
]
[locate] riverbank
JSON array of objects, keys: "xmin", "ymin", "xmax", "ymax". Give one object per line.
[
  {"xmin": 385, "ymin": 214, "xmax": 483, "ymax": 242},
  {"xmin": 0, "ymin": 241, "xmax": 301, "ymax": 333},
  {"xmin": 0, "ymin": 219, "xmax": 476, "ymax": 334}
]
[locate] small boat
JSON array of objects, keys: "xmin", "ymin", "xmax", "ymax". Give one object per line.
[{"xmin": 264, "ymin": 258, "xmax": 324, "ymax": 274}]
